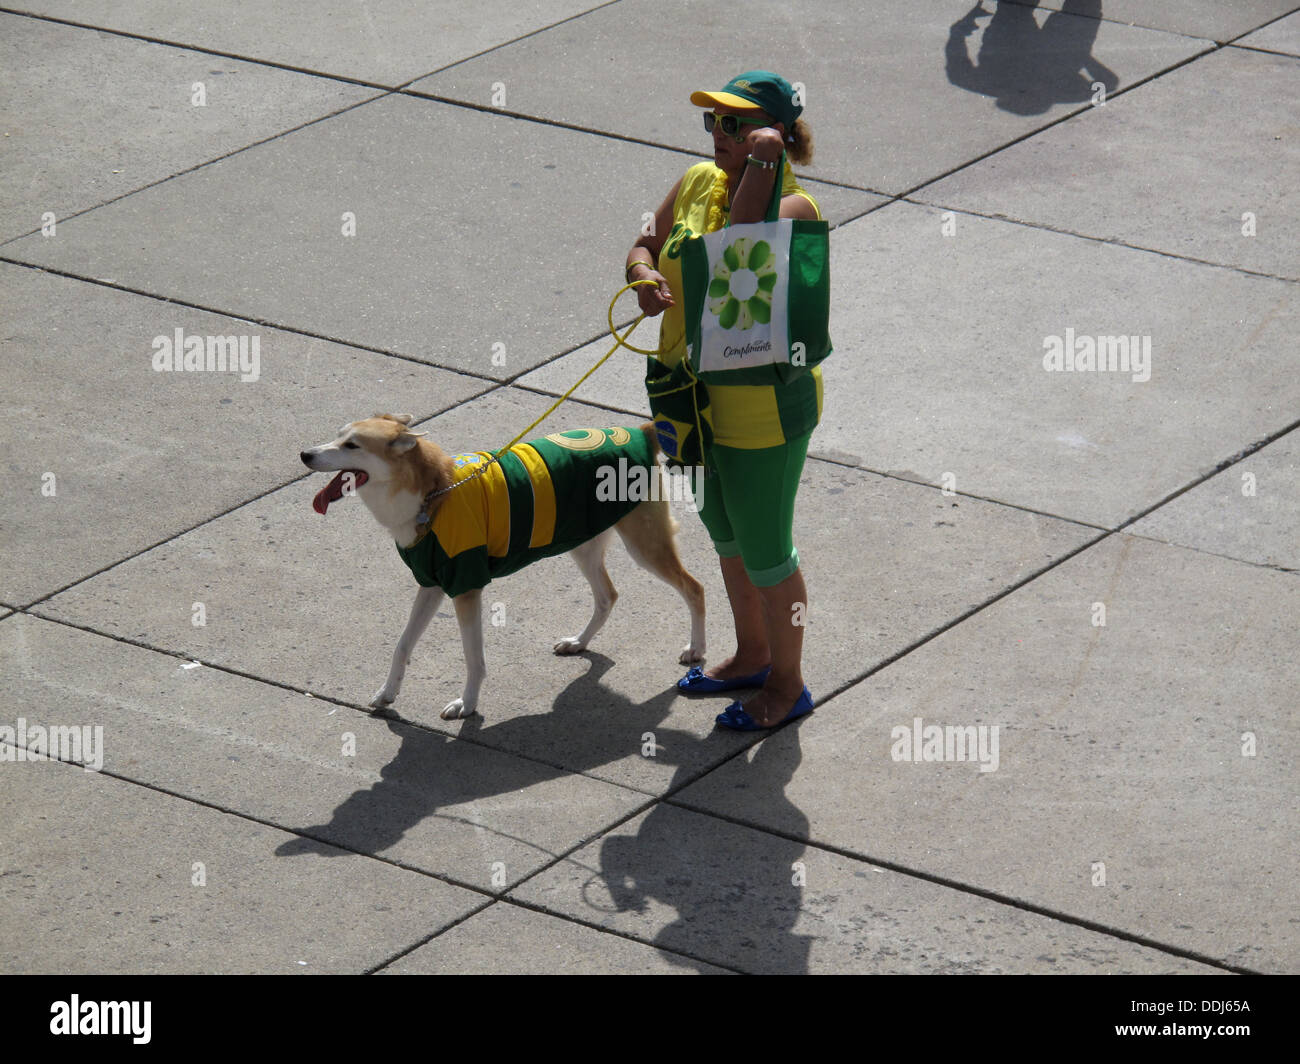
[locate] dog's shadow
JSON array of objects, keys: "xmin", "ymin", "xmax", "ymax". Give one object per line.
[
  {"xmin": 275, "ymin": 653, "xmax": 697, "ymax": 861},
  {"xmin": 276, "ymin": 652, "xmax": 816, "ymax": 973}
]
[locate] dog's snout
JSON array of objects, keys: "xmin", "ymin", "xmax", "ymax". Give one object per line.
[{"xmin": 300, "ymin": 450, "xmax": 315, "ymax": 467}]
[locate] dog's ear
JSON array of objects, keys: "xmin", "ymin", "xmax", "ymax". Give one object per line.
[
  {"xmin": 389, "ymin": 432, "xmax": 421, "ymax": 454},
  {"xmin": 391, "ymin": 413, "xmax": 415, "ymax": 425}
]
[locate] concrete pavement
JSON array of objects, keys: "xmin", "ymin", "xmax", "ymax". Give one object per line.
[{"xmin": 1, "ymin": 0, "xmax": 1296, "ymax": 974}]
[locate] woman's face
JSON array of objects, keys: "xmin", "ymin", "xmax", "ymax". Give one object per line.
[{"xmin": 710, "ymin": 105, "xmax": 778, "ymax": 172}]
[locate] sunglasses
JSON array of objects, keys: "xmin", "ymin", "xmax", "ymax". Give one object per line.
[{"xmin": 703, "ymin": 111, "xmax": 768, "ymax": 141}]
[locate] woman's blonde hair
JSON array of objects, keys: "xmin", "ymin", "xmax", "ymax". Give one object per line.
[{"xmin": 787, "ymin": 118, "xmax": 814, "ymax": 166}]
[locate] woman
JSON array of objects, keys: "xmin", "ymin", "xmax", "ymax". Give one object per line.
[{"xmin": 625, "ymin": 71, "xmax": 823, "ymax": 731}]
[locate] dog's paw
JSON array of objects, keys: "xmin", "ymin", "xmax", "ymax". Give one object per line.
[
  {"xmin": 553, "ymin": 636, "xmax": 588, "ymax": 656},
  {"xmin": 440, "ymin": 698, "xmax": 476, "ymax": 721},
  {"xmin": 679, "ymin": 644, "xmax": 706, "ymax": 665},
  {"xmin": 369, "ymin": 687, "xmax": 397, "ymax": 709}
]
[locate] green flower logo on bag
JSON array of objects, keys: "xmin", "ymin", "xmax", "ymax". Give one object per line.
[{"xmin": 707, "ymin": 237, "xmax": 779, "ymax": 330}]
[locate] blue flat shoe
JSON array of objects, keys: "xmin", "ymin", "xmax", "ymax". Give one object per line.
[
  {"xmin": 715, "ymin": 687, "xmax": 815, "ymax": 731},
  {"xmin": 677, "ymin": 664, "xmax": 772, "ymax": 694}
]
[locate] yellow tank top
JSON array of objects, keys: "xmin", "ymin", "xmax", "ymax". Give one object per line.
[{"xmin": 654, "ymin": 161, "xmax": 824, "ymax": 449}]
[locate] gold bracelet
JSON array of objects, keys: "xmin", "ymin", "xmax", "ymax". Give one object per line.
[
  {"xmin": 746, "ymin": 154, "xmax": 779, "ymax": 170},
  {"xmin": 625, "ymin": 259, "xmax": 655, "ymax": 282}
]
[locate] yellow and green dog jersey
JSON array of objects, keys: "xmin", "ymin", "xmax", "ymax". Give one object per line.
[
  {"xmin": 652, "ymin": 160, "xmax": 824, "ymax": 450},
  {"xmin": 396, "ymin": 427, "xmax": 655, "ymax": 598}
]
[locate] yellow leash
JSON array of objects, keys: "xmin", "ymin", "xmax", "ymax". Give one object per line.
[{"xmin": 494, "ymin": 279, "xmax": 661, "ymax": 457}]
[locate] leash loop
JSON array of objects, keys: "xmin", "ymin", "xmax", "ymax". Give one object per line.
[{"xmin": 493, "ymin": 279, "xmax": 660, "ymax": 457}]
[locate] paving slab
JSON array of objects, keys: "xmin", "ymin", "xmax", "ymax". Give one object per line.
[
  {"xmin": 32, "ymin": 385, "xmax": 1096, "ymax": 794},
  {"xmin": 919, "ymin": 46, "xmax": 1300, "ymax": 278},
  {"xmin": 673, "ymin": 533, "xmax": 1300, "ymax": 973},
  {"xmin": 1128, "ymin": 429, "xmax": 1299, "ymax": 571},
  {"xmin": 3, "ymin": 94, "xmax": 876, "ymax": 379},
  {"xmin": 0, "ymin": 13, "xmax": 378, "ymax": 243},
  {"xmin": 1235, "ymin": 11, "xmax": 1300, "ymax": 55},
  {"xmin": 409, "ymin": 0, "xmax": 1207, "ymax": 194},
  {"xmin": 0, "ymin": 753, "xmax": 483, "ymax": 974},
  {"xmin": 11, "ymin": 1, "xmax": 606, "ymax": 86},
  {"xmin": 810, "ymin": 200, "xmax": 1296, "ymax": 528},
  {"xmin": 511, "ymin": 801, "xmax": 1218, "ymax": 973},
  {"xmin": 0, "ymin": 613, "xmax": 647, "ymax": 893},
  {"xmin": 0, "ymin": 262, "xmax": 488, "ymax": 606},
  {"xmin": 1029, "ymin": 0, "xmax": 1298, "ymax": 41},
  {"xmin": 381, "ymin": 900, "xmax": 731, "ymax": 974}
]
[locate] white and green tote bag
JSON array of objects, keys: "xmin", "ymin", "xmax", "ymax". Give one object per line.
[{"xmin": 681, "ymin": 157, "xmax": 831, "ymax": 386}]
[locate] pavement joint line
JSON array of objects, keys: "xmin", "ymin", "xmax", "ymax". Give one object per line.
[
  {"xmin": 498, "ymin": 314, "xmax": 644, "ymax": 387},
  {"xmin": 897, "ymin": 41, "xmax": 1219, "ymax": 205},
  {"xmin": 1228, "ymin": 42, "xmax": 1300, "ymax": 60},
  {"xmin": 9, "ymin": 606, "xmax": 728, "ymax": 804},
  {"xmin": 400, "ymin": 86, "xmax": 714, "ymax": 162},
  {"xmin": 659, "ymin": 794, "xmax": 1260, "ymax": 974},
  {"xmin": 796, "ymin": 414, "xmax": 1300, "ymax": 724},
  {"xmin": 366, "ymin": 892, "xmax": 747, "ymax": 975},
  {"xmin": 1219, "ymin": 5, "xmax": 1300, "ymax": 45},
  {"xmin": 363, "ymin": 896, "xmax": 500, "ymax": 974},
  {"xmin": 993, "ymin": 0, "xmax": 1279, "ymax": 42},
  {"xmin": 0, "ymin": 733, "xmax": 730, "ymax": 976},
  {"xmin": 1109, "ymin": 415, "xmax": 1300, "ymax": 535},
  {"xmin": 391, "ymin": 0, "xmax": 626, "ymax": 82},
  {"xmin": 10, "ymin": 394, "xmax": 496, "ymax": 613},
  {"xmin": 0, "ymin": 89, "xmax": 396, "ymax": 249},
  {"xmin": 0, "ymin": 724, "xmax": 693, "ymax": 935},
  {"xmin": 1, "ymin": 4, "xmax": 1281, "ymax": 248},
  {"xmin": 0, "ymin": 736, "xmax": 516, "ymax": 899},
  {"xmin": 485, "ymin": 894, "xmax": 749, "ymax": 974},
  {"xmin": 1118, "ymin": 530, "xmax": 1299, "ymax": 576},
  {"xmin": 0, "ymin": 6, "xmax": 406, "ymax": 90},
  {"xmin": 0, "ymin": 9, "xmax": 890, "ymax": 214},
  {"xmin": 0, "ymin": 259, "xmax": 519, "ymax": 388},
  {"xmin": 898, "ymin": 197, "xmax": 1300, "ymax": 285},
  {"xmin": 804, "ymin": 450, "xmax": 1113, "ymax": 531},
  {"xmin": 0, "ymin": 730, "xmax": 1262, "ymax": 975}
]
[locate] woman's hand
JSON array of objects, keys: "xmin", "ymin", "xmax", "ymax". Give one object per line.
[
  {"xmin": 744, "ymin": 125, "xmax": 786, "ymax": 162},
  {"xmin": 632, "ymin": 268, "xmax": 674, "ymax": 317}
]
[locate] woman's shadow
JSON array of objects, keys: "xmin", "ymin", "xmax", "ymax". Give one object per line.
[
  {"xmin": 274, "ymin": 651, "xmax": 813, "ymax": 972},
  {"xmin": 947, "ymin": 0, "xmax": 1119, "ymax": 114},
  {"xmin": 596, "ymin": 728, "xmax": 812, "ymax": 973}
]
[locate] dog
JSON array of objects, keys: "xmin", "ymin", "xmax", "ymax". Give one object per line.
[{"xmin": 301, "ymin": 414, "xmax": 706, "ymax": 720}]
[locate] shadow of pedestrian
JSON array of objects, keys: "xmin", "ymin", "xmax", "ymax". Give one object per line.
[
  {"xmin": 593, "ymin": 726, "xmax": 813, "ymax": 973},
  {"xmin": 946, "ymin": 0, "xmax": 1119, "ymax": 114}
]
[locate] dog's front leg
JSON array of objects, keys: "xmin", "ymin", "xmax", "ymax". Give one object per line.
[
  {"xmin": 371, "ymin": 585, "xmax": 443, "ymax": 710},
  {"xmin": 442, "ymin": 589, "xmax": 484, "ymax": 720}
]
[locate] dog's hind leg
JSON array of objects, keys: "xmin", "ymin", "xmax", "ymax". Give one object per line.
[
  {"xmin": 554, "ymin": 529, "xmax": 618, "ymax": 655},
  {"xmin": 614, "ymin": 493, "xmax": 706, "ymax": 665},
  {"xmin": 371, "ymin": 585, "xmax": 443, "ymax": 710}
]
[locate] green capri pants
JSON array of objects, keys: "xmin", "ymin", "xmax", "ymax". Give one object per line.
[{"xmin": 695, "ymin": 432, "xmax": 811, "ymax": 587}]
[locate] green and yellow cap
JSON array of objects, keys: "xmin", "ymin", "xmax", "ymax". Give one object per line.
[{"xmin": 690, "ymin": 70, "xmax": 802, "ymax": 129}]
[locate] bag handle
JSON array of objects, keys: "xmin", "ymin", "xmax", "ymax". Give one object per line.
[{"xmin": 724, "ymin": 150, "xmax": 786, "ymax": 228}]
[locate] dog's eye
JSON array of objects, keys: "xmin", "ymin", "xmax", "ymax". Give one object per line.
[{"xmin": 343, "ymin": 441, "xmax": 359, "ymax": 449}]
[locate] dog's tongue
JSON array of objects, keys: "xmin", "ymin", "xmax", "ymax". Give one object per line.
[{"xmin": 312, "ymin": 470, "xmax": 368, "ymax": 515}]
